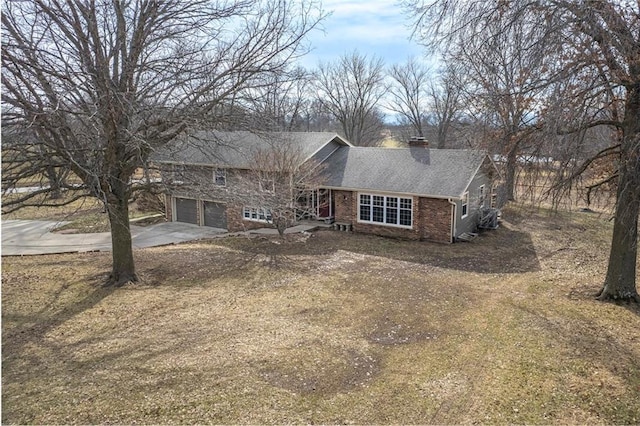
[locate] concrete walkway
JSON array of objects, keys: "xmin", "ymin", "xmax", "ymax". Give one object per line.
[{"xmin": 1, "ymin": 220, "xmax": 319, "ymax": 256}]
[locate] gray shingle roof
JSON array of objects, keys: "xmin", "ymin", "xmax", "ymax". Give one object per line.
[
  {"xmin": 152, "ymin": 131, "xmax": 348, "ymax": 168},
  {"xmin": 322, "ymin": 147, "xmax": 489, "ymax": 198}
]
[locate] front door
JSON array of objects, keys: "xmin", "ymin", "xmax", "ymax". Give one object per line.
[
  {"xmin": 296, "ymin": 189, "xmax": 333, "ymax": 219},
  {"xmin": 317, "ymin": 188, "xmax": 331, "ymax": 218}
]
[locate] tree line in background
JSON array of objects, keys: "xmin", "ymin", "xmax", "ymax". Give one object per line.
[{"xmin": 2, "ymin": 0, "xmax": 638, "ymax": 301}]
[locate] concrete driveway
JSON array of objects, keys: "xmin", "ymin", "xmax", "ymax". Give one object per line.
[{"xmin": 1, "ymin": 220, "xmax": 227, "ymax": 256}]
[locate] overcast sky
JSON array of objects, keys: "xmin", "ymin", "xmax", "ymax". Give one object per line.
[{"xmin": 299, "ymin": 0, "xmax": 428, "ymax": 68}]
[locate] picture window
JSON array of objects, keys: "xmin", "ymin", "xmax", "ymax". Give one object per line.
[{"xmin": 358, "ymin": 193, "xmax": 412, "ymax": 228}]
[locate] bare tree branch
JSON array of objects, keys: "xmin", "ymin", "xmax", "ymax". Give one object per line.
[{"xmin": 314, "ymin": 51, "xmax": 387, "ymax": 146}]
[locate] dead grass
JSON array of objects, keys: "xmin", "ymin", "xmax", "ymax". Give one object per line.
[{"xmin": 2, "ymin": 204, "xmax": 640, "ymax": 424}]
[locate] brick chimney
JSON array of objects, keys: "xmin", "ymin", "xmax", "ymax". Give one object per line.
[{"xmin": 408, "ymin": 136, "xmax": 429, "ymax": 148}]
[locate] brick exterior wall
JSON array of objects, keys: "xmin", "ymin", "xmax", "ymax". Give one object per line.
[
  {"xmin": 416, "ymin": 197, "xmax": 453, "ymax": 243},
  {"xmin": 333, "ymin": 190, "xmax": 354, "ymax": 223},
  {"xmin": 165, "ymin": 194, "xmax": 173, "ymax": 221},
  {"xmin": 333, "ymin": 190, "xmax": 453, "ymax": 243}
]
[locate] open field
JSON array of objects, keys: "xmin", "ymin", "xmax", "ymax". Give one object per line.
[
  {"xmin": 512, "ymin": 166, "xmax": 617, "ymax": 215},
  {"xmin": 2, "ymin": 204, "xmax": 639, "ymax": 424}
]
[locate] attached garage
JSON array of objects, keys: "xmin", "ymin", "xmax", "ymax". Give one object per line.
[
  {"xmin": 203, "ymin": 201, "xmax": 227, "ymax": 229},
  {"xmin": 174, "ymin": 197, "xmax": 198, "ymax": 224}
]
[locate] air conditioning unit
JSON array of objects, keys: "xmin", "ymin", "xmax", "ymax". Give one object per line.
[{"xmin": 478, "ymin": 208, "xmax": 500, "ymax": 230}]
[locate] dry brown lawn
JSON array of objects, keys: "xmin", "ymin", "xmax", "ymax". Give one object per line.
[{"xmin": 2, "ymin": 204, "xmax": 639, "ymax": 424}]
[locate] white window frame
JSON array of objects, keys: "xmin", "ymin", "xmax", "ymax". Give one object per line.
[
  {"xmin": 213, "ymin": 168, "xmax": 226, "ymax": 186},
  {"xmin": 243, "ymin": 206, "xmax": 272, "ymax": 223},
  {"xmin": 478, "ymin": 184, "xmax": 485, "ymax": 208},
  {"xmin": 461, "ymin": 191, "xmax": 469, "ymax": 218},
  {"xmin": 357, "ymin": 193, "xmax": 413, "ymax": 228}
]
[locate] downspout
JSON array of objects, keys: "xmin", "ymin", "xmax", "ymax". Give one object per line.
[{"xmin": 448, "ymin": 198, "xmax": 457, "ymax": 243}]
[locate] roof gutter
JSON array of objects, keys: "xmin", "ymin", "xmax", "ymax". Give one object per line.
[{"xmin": 448, "ymin": 198, "xmax": 457, "ymax": 243}]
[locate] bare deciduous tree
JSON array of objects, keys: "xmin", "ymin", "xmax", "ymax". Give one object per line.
[
  {"xmin": 387, "ymin": 57, "xmax": 430, "ymax": 139},
  {"xmin": 404, "ymin": 0, "xmax": 640, "ymax": 302},
  {"xmin": 243, "ymin": 66, "xmax": 313, "ymax": 131},
  {"xmin": 232, "ymin": 142, "xmax": 327, "ymax": 238},
  {"xmin": 1, "ymin": 0, "xmax": 325, "ymax": 285},
  {"xmin": 446, "ymin": 14, "xmax": 553, "ymax": 200},
  {"xmin": 387, "ymin": 58, "xmax": 462, "ymax": 148},
  {"xmin": 425, "ymin": 61, "xmax": 464, "ymax": 148},
  {"xmin": 314, "ymin": 51, "xmax": 387, "ymax": 146}
]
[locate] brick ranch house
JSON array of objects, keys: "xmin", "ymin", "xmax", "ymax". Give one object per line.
[{"xmin": 153, "ymin": 131, "xmax": 500, "ymax": 243}]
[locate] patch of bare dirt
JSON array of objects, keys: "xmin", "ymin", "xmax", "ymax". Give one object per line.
[
  {"xmin": 136, "ymin": 244, "xmax": 261, "ymax": 284},
  {"xmin": 259, "ymin": 347, "xmax": 379, "ymax": 395}
]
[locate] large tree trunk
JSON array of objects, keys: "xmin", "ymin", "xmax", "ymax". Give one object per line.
[
  {"xmin": 505, "ymin": 144, "xmax": 518, "ymax": 201},
  {"xmin": 598, "ymin": 87, "xmax": 640, "ymax": 302},
  {"xmin": 106, "ymin": 196, "xmax": 138, "ymax": 286},
  {"xmin": 598, "ymin": 163, "xmax": 640, "ymax": 301},
  {"xmin": 436, "ymin": 122, "xmax": 447, "ymax": 149},
  {"xmin": 274, "ymin": 216, "xmax": 287, "ymax": 239},
  {"xmin": 45, "ymin": 165, "xmax": 62, "ymax": 199}
]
